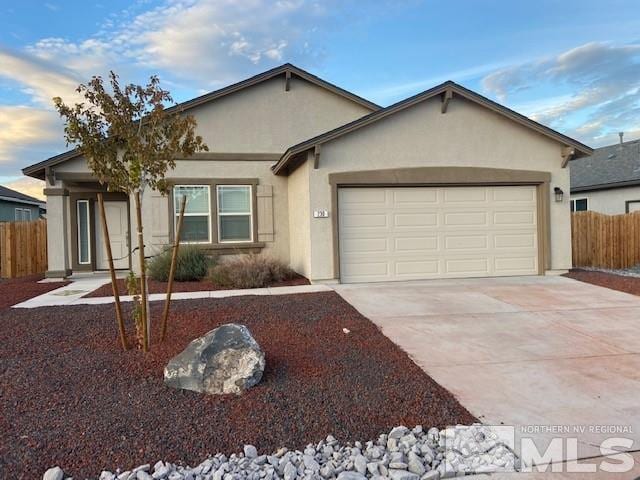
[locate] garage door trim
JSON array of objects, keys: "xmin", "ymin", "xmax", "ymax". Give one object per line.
[{"xmin": 329, "ymin": 166, "xmax": 551, "ymax": 281}]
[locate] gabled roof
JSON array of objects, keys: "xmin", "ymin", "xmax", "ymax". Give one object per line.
[
  {"xmin": 0, "ymin": 185, "xmax": 44, "ymax": 206},
  {"xmin": 166, "ymin": 63, "xmax": 380, "ymax": 113},
  {"xmin": 23, "ymin": 63, "xmax": 380, "ymax": 180},
  {"xmin": 272, "ymin": 80, "xmax": 593, "ymax": 175},
  {"xmin": 570, "ymin": 138, "xmax": 640, "ymax": 192},
  {"xmin": 23, "ymin": 149, "xmax": 82, "ymax": 180}
]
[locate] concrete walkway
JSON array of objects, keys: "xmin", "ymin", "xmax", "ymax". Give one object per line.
[
  {"xmin": 13, "ymin": 274, "xmax": 331, "ymax": 308},
  {"xmin": 334, "ymin": 276, "xmax": 640, "ymax": 470}
]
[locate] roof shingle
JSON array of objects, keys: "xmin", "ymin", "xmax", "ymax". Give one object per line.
[
  {"xmin": 0, "ymin": 185, "xmax": 43, "ymax": 205},
  {"xmin": 570, "ymin": 139, "xmax": 640, "ymax": 192}
]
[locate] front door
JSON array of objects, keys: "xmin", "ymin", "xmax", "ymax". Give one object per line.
[{"xmin": 95, "ymin": 201, "xmax": 129, "ymax": 270}]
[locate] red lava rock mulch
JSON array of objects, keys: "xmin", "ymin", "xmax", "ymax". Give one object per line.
[
  {"xmin": 0, "ymin": 274, "xmax": 69, "ymax": 310},
  {"xmin": 0, "ymin": 292, "xmax": 475, "ymax": 479},
  {"xmin": 84, "ymin": 274, "xmax": 310, "ymax": 298},
  {"xmin": 563, "ymin": 269, "xmax": 640, "ymax": 296}
]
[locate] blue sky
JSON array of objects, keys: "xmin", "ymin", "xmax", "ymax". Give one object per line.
[{"xmin": 1, "ymin": 0, "xmax": 639, "ymax": 197}]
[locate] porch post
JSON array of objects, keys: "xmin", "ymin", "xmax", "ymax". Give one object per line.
[{"xmin": 43, "ymin": 188, "xmax": 71, "ymax": 278}]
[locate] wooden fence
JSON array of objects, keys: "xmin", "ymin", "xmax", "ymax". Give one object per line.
[
  {"xmin": 572, "ymin": 211, "xmax": 640, "ymax": 269},
  {"xmin": 0, "ymin": 220, "xmax": 47, "ymax": 278}
]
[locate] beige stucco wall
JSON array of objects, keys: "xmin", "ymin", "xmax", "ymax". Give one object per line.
[
  {"xmin": 44, "ymin": 184, "xmax": 70, "ymax": 274},
  {"xmin": 143, "ymin": 160, "xmax": 290, "ymax": 264},
  {"xmin": 304, "ymin": 95, "xmax": 573, "ymax": 281},
  {"xmin": 570, "ymin": 186, "xmax": 640, "ymax": 215},
  {"xmin": 287, "ymin": 156, "xmax": 312, "ymax": 276},
  {"xmin": 44, "ymin": 74, "xmax": 373, "ymax": 276},
  {"xmin": 187, "ymin": 76, "xmax": 372, "ymax": 153}
]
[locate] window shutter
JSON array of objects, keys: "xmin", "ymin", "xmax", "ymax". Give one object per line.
[
  {"xmin": 257, "ymin": 185, "xmax": 274, "ymax": 242},
  {"xmin": 151, "ymin": 192, "xmax": 169, "ymax": 243}
]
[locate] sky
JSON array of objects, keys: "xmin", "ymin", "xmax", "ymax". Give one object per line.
[{"xmin": 1, "ymin": 0, "xmax": 639, "ymax": 199}]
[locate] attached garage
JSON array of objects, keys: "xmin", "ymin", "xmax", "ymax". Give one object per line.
[
  {"xmin": 275, "ymin": 80, "xmax": 593, "ymax": 283},
  {"xmin": 338, "ymin": 185, "xmax": 539, "ymax": 283}
]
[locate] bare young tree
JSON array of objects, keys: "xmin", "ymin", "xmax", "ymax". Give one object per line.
[{"xmin": 54, "ymin": 72, "xmax": 208, "ymax": 352}]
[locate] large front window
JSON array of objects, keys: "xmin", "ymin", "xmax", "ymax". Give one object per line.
[
  {"xmin": 173, "ymin": 185, "xmax": 211, "ymax": 243},
  {"xmin": 217, "ymin": 185, "xmax": 252, "ymax": 243}
]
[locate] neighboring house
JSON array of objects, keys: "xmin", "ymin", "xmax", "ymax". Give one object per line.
[
  {"xmin": 570, "ymin": 137, "xmax": 640, "ymax": 214},
  {"xmin": 0, "ymin": 185, "xmax": 44, "ymax": 222},
  {"xmin": 23, "ymin": 63, "xmax": 591, "ymax": 282}
]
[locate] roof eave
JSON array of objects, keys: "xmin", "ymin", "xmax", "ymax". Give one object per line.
[
  {"xmin": 571, "ymin": 179, "xmax": 640, "ymax": 193},
  {"xmin": 273, "ymin": 82, "xmax": 593, "ymax": 175},
  {"xmin": 24, "ymin": 63, "xmax": 381, "ymax": 178}
]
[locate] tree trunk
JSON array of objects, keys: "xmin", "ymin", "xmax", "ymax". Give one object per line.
[
  {"xmin": 161, "ymin": 195, "xmax": 187, "ymax": 342},
  {"xmin": 97, "ymin": 193, "xmax": 128, "ymax": 351},
  {"xmin": 134, "ymin": 191, "xmax": 149, "ymax": 352}
]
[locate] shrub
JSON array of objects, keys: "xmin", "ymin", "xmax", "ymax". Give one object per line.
[
  {"xmin": 209, "ymin": 253, "xmax": 296, "ymax": 289},
  {"xmin": 148, "ymin": 245, "xmax": 210, "ymax": 282}
]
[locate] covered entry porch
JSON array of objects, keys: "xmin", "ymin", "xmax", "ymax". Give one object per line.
[{"xmin": 44, "ymin": 177, "xmax": 131, "ymax": 277}]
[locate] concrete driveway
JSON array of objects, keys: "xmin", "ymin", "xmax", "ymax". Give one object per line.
[{"xmin": 334, "ymin": 275, "xmax": 640, "ymax": 468}]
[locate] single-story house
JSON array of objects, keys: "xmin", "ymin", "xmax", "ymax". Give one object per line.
[
  {"xmin": 0, "ymin": 185, "xmax": 45, "ymax": 221},
  {"xmin": 570, "ymin": 136, "xmax": 640, "ymax": 214},
  {"xmin": 23, "ymin": 63, "xmax": 592, "ymax": 283}
]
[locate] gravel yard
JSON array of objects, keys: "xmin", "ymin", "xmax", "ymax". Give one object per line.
[
  {"xmin": 0, "ymin": 275, "xmax": 69, "ymax": 310},
  {"xmin": 84, "ymin": 275, "xmax": 309, "ymax": 298},
  {"xmin": 564, "ymin": 268, "xmax": 640, "ymax": 296},
  {"xmin": 0, "ymin": 292, "xmax": 474, "ymax": 479}
]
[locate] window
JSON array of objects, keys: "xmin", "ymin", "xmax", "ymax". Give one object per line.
[
  {"xmin": 14, "ymin": 208, "xmax": 31, "ymax": 221},
  {"xmin": 217, "ymin": 185, "xmax": 253, "ymax": 243},
  {"xmin": 570, "ymin": 198, "xmax": 588, "ymax": 212},
  {"xmin": 77, "ymin": 200, "xmax": 91, "ymax": 264},
  {"xmin": 173, "ymin": 185, "xmax": 211, "ymax": 243}
]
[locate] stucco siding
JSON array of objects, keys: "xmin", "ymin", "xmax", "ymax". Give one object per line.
[
  {"xmin": 45, "ymin": 74, "xmax": 373, "ymax": 275},
  {"xmin": 570, "ymin": 186, "xmax": 640, "ymax": 215},
  {"xmin": 307, "ymin": 95, "xmax": 572, "ymax": 281},
  {"xmin": 144, "ymin": 160, "xmax": 290, "ymax": 264},
  {"xmin": 186, "ymin": 76, "xmax": 372, "ymax": 153},
  {"xmin": 287, "ymin": 156, "xmax": 311, "ymax": 276}
]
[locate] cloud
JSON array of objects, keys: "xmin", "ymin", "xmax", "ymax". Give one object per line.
[
  {"xmin": 482, "ymin": 42, "xmax": 640, "ymax": 145},
  {"xmin": 110, "ymin": 0, "xmax": 333, "ymax": 86},
  {"xmin": 0, "ymin": 47, "xmax": 83, "ymax": 106},
  {"xmin": 0, "ymin": 106, "xmax": 65, "ymax": 175},
  {"xmin": 0, "ymin": 0, "xmax": 355, "ymax": 177},
  {"xmin": 1, "ymin": 176, "xmax": 45, "ymax": 200},
  {"xmin": 363, "ymin": 61, "xmax": 511, "ymax": 105}
]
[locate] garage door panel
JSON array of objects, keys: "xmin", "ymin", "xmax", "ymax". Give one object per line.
[
  {"xmin": 494, "ymin": 233, "xmax": 536, "ymax": 249},
  {"xmin": 445, "ymin": 234, "xmax": 488, "ymax": 250},
  {"xmin": 395, "ymin": 260, "xmax": 440, "ymax": 276},
  {"xmin": 395, "ymin": 236, "xmax": 438, "ymax": 252},
  {"xmin": 340, "ymin": 188, "xmax": 386, "ymax": 205},
  {"xmin": 494, "ymin": 211, "xmax": 536, "ymax": 225},
  {"xmin": 341, "ymin": 261, "xmax": 389, "ymax": 278},
  {"xmin": 492, "ymin": 187, "xmax": 536, "ymax": 202},
  {"xmin": 341, "ymin": 237, "xmax": 388, "ymax": 254},
  {"xmin": 445, "ymin": 257, "xmax": 489, "ymax": 274},
  {"xmin": 494, "ymin": 256, "xmax": 537, "ymax": 273},
  {"xmin": 394, "ymin": 213, "xmax": 438, "ymax": 227},
  {"xmin": 393, "ymin": 188, "xmax": 438, "ymax": 204},
  {"xmin": 444, "ymin": 211, "xmax": 488, "ymax": 226},
  {"xmin": 444, "ymin": 187, "xmax": 488, "ymax": 203},
  {"xmin": 341, "ymin": 213, "xmax": 388, "ymax": 228},
  {"xmin": 339, "ymin": 186, "xmax": 538, "ymax": 283}
]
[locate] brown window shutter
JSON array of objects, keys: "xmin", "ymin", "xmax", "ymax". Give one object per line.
[{"xmin": 256, "ymin": 185, "xmax": 274, "ymax": 242}]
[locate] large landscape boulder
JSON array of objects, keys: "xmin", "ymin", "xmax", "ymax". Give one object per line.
[{"xmin": 164, "ymin": 323, "xmax": 265, "ymax": 395}]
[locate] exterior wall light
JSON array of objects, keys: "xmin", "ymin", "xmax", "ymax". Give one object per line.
[{"xmin": 554, "ymin": 187, "xmax": 564, "ymax": 202}]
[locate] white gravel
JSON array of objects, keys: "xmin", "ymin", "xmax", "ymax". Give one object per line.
[
  {"xmin": 579, "ymin": 265, "xmax": 640, "ymax": 278},
  {"xmin": 44, "ymin": 424, "xmax": 518, "ymax": 480}
]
